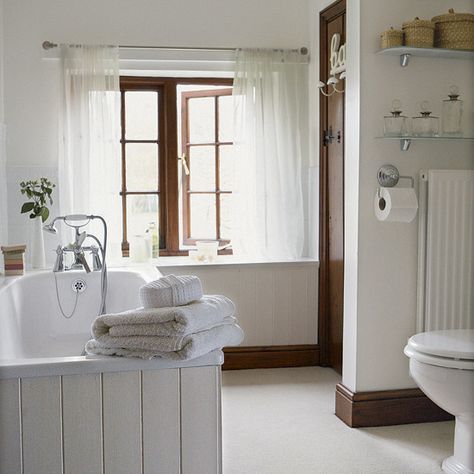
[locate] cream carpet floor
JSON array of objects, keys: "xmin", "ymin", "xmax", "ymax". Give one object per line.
[{"xmin": 222, "ymin": 367, "xmax": 454, "ymax": 474}]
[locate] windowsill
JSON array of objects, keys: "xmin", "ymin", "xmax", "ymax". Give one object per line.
[{"xmin": 152, "ymin": 256, "xmax": 319, "ymax": 268}]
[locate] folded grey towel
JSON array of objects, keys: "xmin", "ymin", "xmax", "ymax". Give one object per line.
[
  {"xmin": 91, "ymin": 295, "xmax": 235, "ymax": 338},
  {"xmin": 140, "ymin": 274, "xmax": 203, "ymax": 308},
  {"xmin": 85, "ymin": 322, "xmax": 244, "ymax": 360}
]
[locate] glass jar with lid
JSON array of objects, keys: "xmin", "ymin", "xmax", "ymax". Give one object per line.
[
  {"xmin": 412, "ymin": 101, "xmax": 439, "ymax": 137},
  {"xmin": 384, "ymin": 99, "xmax": 408, "ymax": 137},
  {"xmin": 442, "ymin": 85, "xmax": 463, "ymax": 137}
]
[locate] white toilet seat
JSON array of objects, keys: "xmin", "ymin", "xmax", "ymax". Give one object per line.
[
  {"xmin": 404, "ymin": 329, "xmax": 474, "ymax": 474},
  {"xmin": 405, "ymin": 329, "xmax": 474, "ymax": 371}
]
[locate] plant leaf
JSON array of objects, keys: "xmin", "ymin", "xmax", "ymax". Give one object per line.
[
  {"xmin": 41, "ymin": 207, "xmax": 49, "ymax": 223},
  {"xmin": 21, "ymin": 202, "xmax": 34, "ymax": 213}
]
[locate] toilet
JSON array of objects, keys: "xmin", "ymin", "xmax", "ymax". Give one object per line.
[{"xmin": 404, "ymin": 329, "xmax": 474, "ymax": 474}]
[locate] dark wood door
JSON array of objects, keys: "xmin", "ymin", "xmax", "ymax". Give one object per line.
[{"xmin": 318, "ymin": 0, "xmax": 345, "ymax": 374}]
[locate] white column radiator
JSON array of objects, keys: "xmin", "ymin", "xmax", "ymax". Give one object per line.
[{"xmin": 417, "ymin": 169, "xmax": 474, "ymax": 332}]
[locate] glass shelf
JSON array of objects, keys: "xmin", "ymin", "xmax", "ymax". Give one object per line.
[
  {"xmin": 376, "ymin": 136, "xmax": 474, "ymax": 151},
  {"xmin": 377, "ymin": 46, "xmax": 474, "ymax": 67}
]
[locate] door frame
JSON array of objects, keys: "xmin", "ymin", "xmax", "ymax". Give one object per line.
[{"xmin": 318, "ymin": 0, "xmax": 346, "ymax": 369}]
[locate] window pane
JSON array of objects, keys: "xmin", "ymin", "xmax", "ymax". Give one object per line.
[
  {"xmin": 219, "ymin": 194, "xmax": 232, "ymax": 240},
  {"xmin": 127, "ymin": 194, "xmax": 159, "ymax": 238},
  {"xmin": 218, "ymin": 94, "xmax": 233, "ymax": 143},
  {"xmin": 126, "ymin": 143, "xmax": 159, "ymax": 192},
  {"xmin": 219, "ymin": 145, "xmax": 233, "ymax": 191},
  {"xmin": 189, "ymin": 146, "xmax": 215, "ymax": 191},
  {"xmin": 125, "ymin": 91, "xmax": 158, "ymax": 140},
  {"xmin": 188, "ymin": 97, "xmax": 215, "ymax": 143},
  {"xmin": 190, "ymin": 194, "xmax": 216, "ymax": 239}
]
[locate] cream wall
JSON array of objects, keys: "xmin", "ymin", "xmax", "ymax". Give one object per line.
[
  {"xmin": 0, "ymin": 0, "xmax": 7, "ymax": 257},
  {"xmin": 343, "ymin": 0, "xmax": 474, "ymax": 392}
]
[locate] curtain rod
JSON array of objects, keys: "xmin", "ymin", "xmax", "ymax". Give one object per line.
[{"xmin": 42, "ymin": 41, "xmax": 308, "ymax": 55}]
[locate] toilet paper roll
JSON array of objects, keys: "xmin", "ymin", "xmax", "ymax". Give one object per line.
[{"xmin": 374, "ymin": 187, "xmax": 418, "ymax": 222}]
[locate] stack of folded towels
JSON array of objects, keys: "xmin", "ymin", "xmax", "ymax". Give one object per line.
[{"xmin": 85, "ymin": 274, "xmax": 244, "ymax": 360}]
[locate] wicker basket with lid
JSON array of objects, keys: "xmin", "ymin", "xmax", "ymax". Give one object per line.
[
  {"xmin": 380, "ymin": 27, "xmax": 404, "ymax": 49},
  {"xmin": 432, "ymin": 9, "xmax": 474, "ymax": 50},
  {"xmin": 402, "ymin": 17, "xmax": 435, "ymax": 48}
]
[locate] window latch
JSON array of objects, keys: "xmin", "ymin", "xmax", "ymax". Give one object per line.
[{"xmin": 179, "ymin": 153, "xmax": 190, "ymax": 175}]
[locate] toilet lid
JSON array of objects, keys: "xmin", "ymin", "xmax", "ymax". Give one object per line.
[{"xmin": 407, "ymin": 329, "xmax": 474, "ymax": 360}]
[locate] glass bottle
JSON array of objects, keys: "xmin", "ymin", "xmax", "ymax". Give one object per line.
[
  {"xmin": 384, "ymin": 99, "xmax": 408, "ymax": 137},
  {"xmin": 412, "ymin": 101, "xmax": 438, "ymax": 137},
  {"xmin": 442, "ymin": 85, "xmax": 463, "ymax": 137},
  {"xmin": 146, "ymin": 222, "xmax": 159, "ymax": 259}
]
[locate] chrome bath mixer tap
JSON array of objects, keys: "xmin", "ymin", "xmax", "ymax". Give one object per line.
[{"xmin": 43, "ymin": 214, "xmax": 106, "ymax": 273}]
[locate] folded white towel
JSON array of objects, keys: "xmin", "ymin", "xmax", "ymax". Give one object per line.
[
  {"xmin": 85, "ymin": 322, "xmax": 244, "ymax": 360},
  {"xmin": 139, "ymin": 274, "xmax": 203, "ymax": 308},
  {"xmin": 92, "ymin": 316, "xmax": 236, "ymax": 352},
  {"xmin": 91, "ymin": 295, "xmax": 235, "ymax": 338}
]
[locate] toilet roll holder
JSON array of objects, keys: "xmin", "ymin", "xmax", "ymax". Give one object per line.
[{"xmin": 377, "ymin": 165, "xmax": 414, "ymax": 198}]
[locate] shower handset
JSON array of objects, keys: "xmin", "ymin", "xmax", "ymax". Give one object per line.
[
  {"xmin": 64, "ymin": 214, "xmax": 90, "ymax": 221},
  {"xmin": 64, "ymin": 214, "xmax": 92, "ymax": 229}
]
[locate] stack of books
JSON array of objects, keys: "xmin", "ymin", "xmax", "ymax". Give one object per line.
[{"xmin": 1, "ymin": 244, "xmax": 26, "ymax": 276}]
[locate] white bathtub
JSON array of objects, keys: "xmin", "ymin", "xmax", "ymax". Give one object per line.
[{"xmin": 0, "ymin": 268, "xmax": 223, "ymax": 474}]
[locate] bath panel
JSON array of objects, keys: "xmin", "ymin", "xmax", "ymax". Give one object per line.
[
  {"xmin": 158, "ymin": 261, "xmax": 319, "ymax": 346},
  {"xmin": 103, "ymin": 371, "xmax": 142, "ymax": 474},
  {"xmin": 142, "ymin": 369, "xmax": 180, "ymax": 473},
  {"xmin": 21, "ymin": 377, "xmax": 62, "ymax": 474},
  {"xmin": 62, "ymin": 373, "xmax": 102, "ymax": 474},
  {"xmin": 0, "ymin": 379, "xmax": 21, "ymax": 474},
  {"xmin": 0, "ymin": 367, "xmax": 221, "ymax": 474},
  {"xmin": 181, "ymin": 366, "xmax": 222, "ymax": 474}
]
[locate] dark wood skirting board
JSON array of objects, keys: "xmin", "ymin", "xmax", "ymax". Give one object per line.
[
  {"xmin": 335, "ymin": 383, "xmax": 453, "ymax": 427},
  {"xmin": 222, "ymin": 345, "xmax": 320, "ymax": 370}
]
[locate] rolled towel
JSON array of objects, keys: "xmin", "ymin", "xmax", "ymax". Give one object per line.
[
  {"xmin": 140, "ymin": 274, "xmax": 203, "ymax": 308},
  {"xmin": 92, "ymin": 295, "xmax": 235, "ymax": 338},
  {"xmin": 85, "ymin": 321, "xmax": 244, "ymax": 360}
]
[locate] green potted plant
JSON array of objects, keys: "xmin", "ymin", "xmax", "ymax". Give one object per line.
[{"xmin": 20, "ymin": 178, "xmax": 55, "ymax": 268}]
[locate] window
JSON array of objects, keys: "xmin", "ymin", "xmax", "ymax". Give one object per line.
[
  {"xmin": 181, "ymin": 88, "xmax": 233, "ymax": 246},
  {"xmin": 119, "ymin": 77, "xmax": 233, "ymax": 257}
]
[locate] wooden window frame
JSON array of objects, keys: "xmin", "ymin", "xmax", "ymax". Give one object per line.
[
  {"xmin": 181, "ymin": 87, "xmax": 233, "ymax": 246},
  {"xmin": 119, "ymin": 76, "xmax": 233, "ymax": 257}
]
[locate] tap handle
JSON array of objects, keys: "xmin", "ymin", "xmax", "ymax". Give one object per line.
[
  {"xmin": 91, "ymin": 246, "xmax": 102, "ymax": 271},
  {"xmin": 77, "ymin": 252, "xmax": 91, "ymax": 273},
  {"xmin": 53, "ymin": 245, "xmax": 64, "ymax": 272}
]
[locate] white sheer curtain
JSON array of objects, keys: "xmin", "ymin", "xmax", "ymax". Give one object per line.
[
  {"xmin": 59, "ymin": 45, "xmax": 121, "ymax": 259},
  {"xmin": 232, "ymin": 49, "xmax": 308, "ymax": 260}
]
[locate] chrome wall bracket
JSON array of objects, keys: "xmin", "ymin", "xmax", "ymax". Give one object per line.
[
  {"xmin": 400, "ymin": 138, "xmax": 411, "ymax": 151},
  {"xmin": 400, "ymin": 53, "xmax": 411, "ymax": 67},
  {"xmin": 377, "ymin": 165, "xmax": 399, "ymax": 187},
  {"xmin": 377, "ymin": 165, "xmax": 415, "ymax": 189}
]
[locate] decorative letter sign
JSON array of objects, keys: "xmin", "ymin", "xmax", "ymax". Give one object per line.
[{"xmin": 329, "ymin": 33, "xmax": 346, "ymax": 76}]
